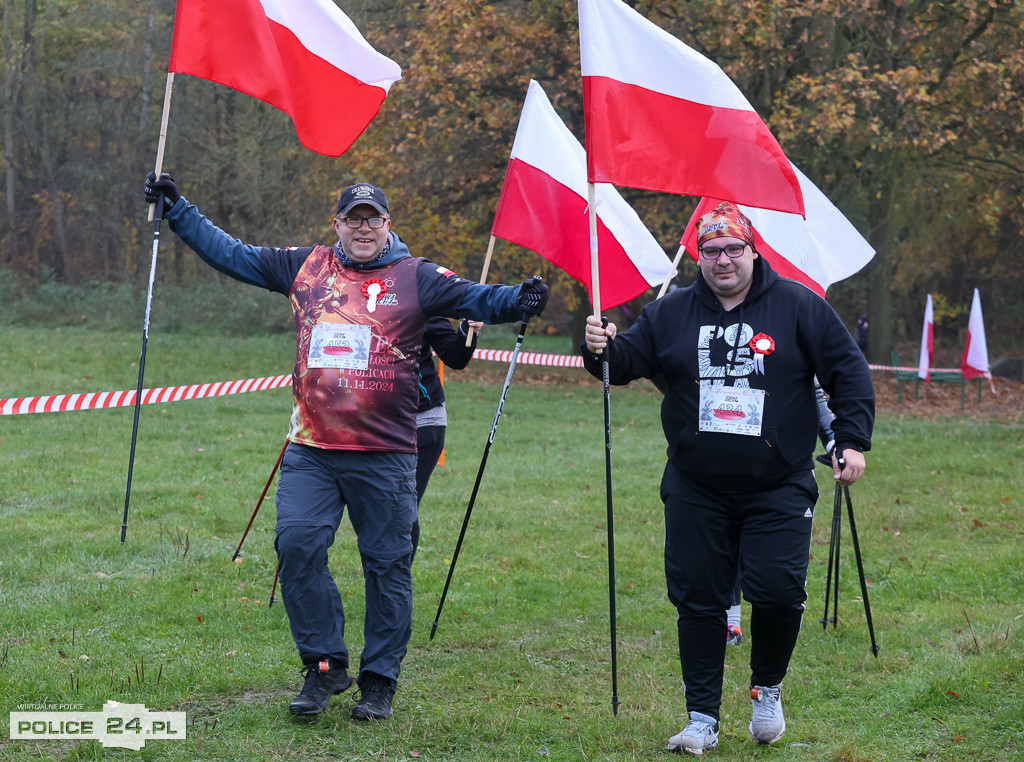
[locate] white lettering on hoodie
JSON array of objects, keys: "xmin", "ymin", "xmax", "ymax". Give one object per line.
[{"xmin": 697, "ymin": 323, "xmax": 755, "ymax": 388}]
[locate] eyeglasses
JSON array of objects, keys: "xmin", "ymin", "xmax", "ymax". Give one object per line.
[
  {"xmin": 699, "ymin": 243, "xmax": 748, "ymax": 260},
  {"xmin": 339, "ymin": 216, "xmax": 387, "ymax": 229}
]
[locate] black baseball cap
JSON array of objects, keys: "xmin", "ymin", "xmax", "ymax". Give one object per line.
[{"xmin": 335, "ymin": 183, "xmax": 390, "ymax": 216}]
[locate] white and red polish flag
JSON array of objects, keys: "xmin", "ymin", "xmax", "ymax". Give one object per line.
[
  {"xmin": 491, "ymin": 80, "xmax": 676, "ymax": 309},
  {"xmin": 679, "ymin": 164, "xmax": 875, "ymax": 297},
  {"xmin": 960, "ymin": 289, "xmax": 992, "ymax": 383},
  {"xmin": 169, "ymin": 0, "xmax": 401, "ymax": 157},
  {"xmin": 918, "ymin": 294, "xmax": 934, "ymax": 382},
  {"xmin": 578, "ymin": 0, "xmax": 804, "ymax": 216}
]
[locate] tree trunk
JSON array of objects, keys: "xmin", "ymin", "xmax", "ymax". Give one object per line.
[
  {"xmin": 41, "ymin": 135, "xmax": 67, "ymax": 280},
  {"xmin": 137, "ymin": 0, "xmax": 157, "ymax": 160},
  {"xmin": 3, "ymin": 0, "xmax": 18, "ymax": 267},
  {"xmin": 866, "ymin": 184, "xmax": 895, "ymax": 366}
]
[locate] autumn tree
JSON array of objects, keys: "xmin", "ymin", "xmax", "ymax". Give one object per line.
[
  {"xmin": 754, "ymin": 0, "xmax": 1023, "ymax": 360},
  {"xmin": 2, "ymin": 0, "xmax": 1021, "ymax": 354}
]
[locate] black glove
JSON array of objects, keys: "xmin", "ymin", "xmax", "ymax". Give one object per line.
[
  {"xmin": 815, "ymin": 440, "xmax": 836, "ymax": 467},
  {"xmin": 516, "ymin": 276, "xmax": 549, "ymax": 317},
  {"xmin": 145, "ymin": 171, "xmax": 181, "ymax": 214}
]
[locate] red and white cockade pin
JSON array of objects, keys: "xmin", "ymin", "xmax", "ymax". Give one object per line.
[
  {"xmin": 749, "ymin": 332, "xmax": 775, "ymax": 374},
  {"xmin": 362, "ymin": 278, "xmax": 387, "ymax": 313}
]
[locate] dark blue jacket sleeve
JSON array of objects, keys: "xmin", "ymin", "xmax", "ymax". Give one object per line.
[
  {"xmin": 426, "ymin": 317, "xmax": 477, "ymax": 370},
  {"xmin": 164, "ymin": 197, "xmax": 269, "ymax": 289},
  {"xmin": 415, "ymin": 260, "xmax": 524, "ymax": 324}
]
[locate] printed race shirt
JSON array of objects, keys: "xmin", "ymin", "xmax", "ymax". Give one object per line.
[{"xmin": 288, "ymin": 247, "xmax": 424, "ymax": 452}]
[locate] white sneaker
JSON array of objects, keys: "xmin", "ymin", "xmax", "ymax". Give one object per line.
[
  {"xmin": 749, "ymin": 683, "xmax": 785, "ymax": 744},
  {"xmin": 668, "ymin": 711, "xmax": 719, "ymax": 755}
]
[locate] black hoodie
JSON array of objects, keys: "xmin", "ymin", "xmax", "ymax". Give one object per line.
[{"xmin": 582, "ymin": 257, "xmax": 874, "ymax": 492}]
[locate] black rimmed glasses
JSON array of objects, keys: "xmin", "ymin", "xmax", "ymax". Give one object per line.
[
  {"xmin": 339, "ymin": 216, "xmax": 387, "ymax": 229},
  {"xmin": 699, "ymin": 243, "xmax": 748, "ymax": 260}
]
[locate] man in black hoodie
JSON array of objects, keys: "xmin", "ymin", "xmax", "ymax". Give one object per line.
[{"xmin": 581, "ymin": 202, "xmax": 873, "ymax": 755}]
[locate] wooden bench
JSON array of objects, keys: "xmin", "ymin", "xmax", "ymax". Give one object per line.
[{"xmin": 890, "ymin": 351, "xmax": 983, "ymax": 410}]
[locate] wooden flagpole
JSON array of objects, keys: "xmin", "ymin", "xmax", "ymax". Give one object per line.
[
  {"xmin": 588, "ymin": 184, "xmax": 602, "ymax": 319},
  {"xmin": 655, "ymin": 244, "xmax": 686, "ymax": 299},
  {"xmin": 465, "ymin": 234, "xmax": 497, "ymax": 347},
  {"xmin": 147, "ymin": 72, "xmax": 176, "ymax": 222}
]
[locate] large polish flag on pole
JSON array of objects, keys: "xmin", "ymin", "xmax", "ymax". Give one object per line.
[
  {"xmin": 679, "ymin": 164, "xmax": 875, "ymax": 297},
  {"xmin": 918, "ymin": 294, "xmax": 934, "ymax": 382},
  {"xmin": 960, "ymin": 289, "xmax": 993, "ymax": 384},
  {"xmin": 578, "ymin": 0, "xmax": 804, "ymax": 216},
  {"xmin": 491, "ymin": 80, "xmax": 676, "ymax": 309},
  {"xmin": 169, "ymin": 0, "xmax": 402, "ymax": 157}
]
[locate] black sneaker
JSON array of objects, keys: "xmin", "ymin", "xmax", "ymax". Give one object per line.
[
  {"xmin": 289, "ymin": 659, "xmax": 353, "ymax": 716},
  {"xmin": 351, "ymin": 674, "xmax": 394, "ymax": 721}
]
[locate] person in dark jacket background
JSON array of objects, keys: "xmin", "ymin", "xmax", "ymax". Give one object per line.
[
  {"xmin": 582, "ymin": 201, "xmax": 874, "ymax": 755},
  {"xmin": 413, "ymin": 317, "xmax": 482, "ymax": 558}
]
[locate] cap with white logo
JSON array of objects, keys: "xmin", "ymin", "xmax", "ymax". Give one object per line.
[{"xmin": 335, "ymin": 183, "xmax": 390, "ymax": 216}]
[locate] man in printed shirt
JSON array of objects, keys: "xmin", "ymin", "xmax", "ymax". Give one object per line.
[{"xmin": 146, "ymin": 174, "xmax": 549, "ymax": 722}]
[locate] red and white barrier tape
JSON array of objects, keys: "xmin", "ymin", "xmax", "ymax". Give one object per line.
[
  {"xmin": 1, "ymin": 355, "xmax": 962, "ymax": 417},
  {"xmin": 472, "ymin": 348, "xmax": 584, "ymax": 368},
  {"xmin": 869, "ymin": 364, "xmax": 977, "ymax": 374},
  {"xmin": 2, "ymin": 375, "xmax": 293, "ymax": 417},
  {"xmin": 868, "ymin": 364, "xmax": 959, "ymax": 373},
  {"xmin": 0, "ymin": 350, "xmax": 584, "ymax": 416}
]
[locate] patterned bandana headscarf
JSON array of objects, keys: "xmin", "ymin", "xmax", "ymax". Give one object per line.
[{"xmin": 696, "ymin": 202, "xmax": 754, "ymax": 247}]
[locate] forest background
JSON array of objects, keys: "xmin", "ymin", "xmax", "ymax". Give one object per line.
[{"xmin": 2, "ymin": 0, "xmax": 1022, "ymax": 363}]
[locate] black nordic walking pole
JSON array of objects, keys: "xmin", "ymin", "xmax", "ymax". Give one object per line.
[
  {"xmin": 600, "ymin": 317, "xmax": 621, "ymax": 716},
  {"xmin": 818, "ymin": 455, "xmax": 881, "ymax": 656},
  {"xmin": 430, "ymin": 312, "xmax": 532, "ymax": 641},
  {"xmin": 121, "ymin": 188, "xmax": 166, "ymax": 544},
  {"xmin": 820, "ymin": 481, "xmax": 842, "ymax": 629},
  {"xmin": 123, "ymin": 72, "xmax": 175, "ymax": 543},
  {"xmin": 843, "ymin": 484, "xmax": 880, "ymax": 656},
  {"xmin": 232, "ymin": 438, "xmax": 289, "ymax": 560}
]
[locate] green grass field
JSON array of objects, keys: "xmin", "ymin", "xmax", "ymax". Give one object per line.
[{"xmin": 1, "ymin": 327, "xmax": 1022, "ymax": 761}]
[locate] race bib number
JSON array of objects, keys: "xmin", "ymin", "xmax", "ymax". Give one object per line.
[
  {"xmin": 698, "ymin": 384, "xmax": 765, "ymax": 436},
  {"xmin": 307, "ymin": 323, "xmax": 371, "ymax": 370}
]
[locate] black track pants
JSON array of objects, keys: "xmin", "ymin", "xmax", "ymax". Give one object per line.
[
  {"xmin": 662, "ymin": 465, "xmax": 818, "ymax": 720},
  {"xmin": 412, "ymin": 424, "xmax": 446, "ymax": 555}
]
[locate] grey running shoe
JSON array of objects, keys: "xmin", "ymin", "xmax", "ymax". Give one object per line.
[
  {"xmin": 749, "ymin": 683, "xmax": 785, "ymax": 744},
  {"xmin": 726, "ymin": 625, "xmax": 744, "ymax": 647},
  {"xmin": 667, "ymin": 711, "xmax": 720, "ymax": 755},
  {"xmin": 289, "ymin": 660, "xmax": 353, "ymax": 716}
]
